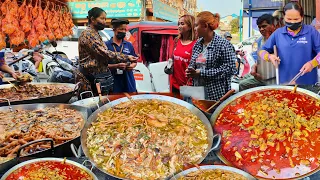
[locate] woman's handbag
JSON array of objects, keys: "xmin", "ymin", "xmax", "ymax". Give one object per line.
[
  {"xmin": 164, "ymin": 38, "xmax": 178, "ymax": 75},
  {"xmin": 93, "ymin": 71, "xmax": 114, "ymax": 94},
  {"xmin": 164, "ymin": 58, "xmax": 173, "ymax": 74}
]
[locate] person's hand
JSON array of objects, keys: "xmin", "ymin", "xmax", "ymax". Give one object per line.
[
  {"xmin": 33, "ymin": 52, "xmax": 44, "ymax": 62},
  {"xmin": 128, "ymin": 55, "xmax": 138, "ymax": 62},
  {"xmin": 117, "ymin": 63, "xmax": 127, "ymax": 70},
  {"xmin": 186, "ymin": 68, "xmax": 200, "ymax": 78},
  {"xmin": 289, "ymin": 81, "xmax": 296, "ymax": 85},
  {"xmin": 250, "ymin": 64, "xmax": 263, "ymax": 81},
  {"xmin": 10, "ymin": 72, "xmax": 19, "ymax": 79},
  {"xmin": 269, "ymin": 54, "xmax": 280, "ymax": 67},
  {"xmin": 300, "ymin": 61, "xmax": 314, "ymax": 75},
  {"xmin": 0, "ymin": 73, "xmax": 3, "ymax": 79},
  {"xmin": 127, "ymin": 63, "xmax": 137, "ymax": 71}
]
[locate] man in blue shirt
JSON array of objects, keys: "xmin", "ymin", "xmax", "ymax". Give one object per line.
[
  {"xmin": 105, "ymin": 19, "xmax": 137, "ymax": 93},
  {"xmin": 239, "ymin": 14, "xmax": 277, "ymax": 91}
]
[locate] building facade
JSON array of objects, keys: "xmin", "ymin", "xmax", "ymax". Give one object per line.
[
  {"xmin": 68, "ymin": 0, "xmax": 197, "ymax": 26},
  {"xmin": 242, "ymin": 0, "xmax": 316, "ymax": 39}
]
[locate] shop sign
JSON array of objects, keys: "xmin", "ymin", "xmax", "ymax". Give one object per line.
[
  {"xmin": 243, "ymin": 0, "xmax": 283, "ymax": 9},
  {"xmin": 153, "ymin": 0, "xmax": 179, "ymax": 22},
  {"xmin": 68, "ymin": 0, "xmax": 142, "ymax": 19}
]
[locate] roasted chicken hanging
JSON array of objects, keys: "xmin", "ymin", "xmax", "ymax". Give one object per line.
[
  {"xmin": 54, "ymin": 5, "xmax": 63, "ymax": 39},
  {"xmin": 0, "ymin": 5, "xmax": 6, "ymax": 50},
  {"xmin": 0, "ymin": 32, "xmax": 6, "ymax": 50},
  {"xmin": 51, "ymin": 4, "xmax": 59, "ymax": 30},
  {"xmin": 9, "ymin": 29, "xmax": 25, "ymax": 46},
  {"xmin": 10, "ymin": 0, "xmax": 19, "ymax": 17},
  {"xmin": 18, "ymin": 0, "xmax": 27, "ymax": 19},
  {"xmin": 20, "ymin": 0, "xmax": 32, "ymax": 33},
  {"xmin": 43, "ymin": 1, "xmax": 50, "ymax": 20},
  {"xmin": 0, "ymin": 0, "xmax": 74, "ymax": 48},
  {"xmin": 63, "ymin": 7, "xmax": 74, "ymax": 37},
  {"xmin": 32, "ymin": 0, "xmax": 39, "ymax": 19},
  {"xmin": 27, "ymin": 24, "xmax": 38, "ymax": 48},
  {"xmin": 2, "ymin": 3, "xmax": 19, "ymax": 35},
  {"xmin": 32, "ymin": 0, "xmax": 47, "ymax": 42},
  {"xmin": 1, "ymin": 0, "xmax": 10, "ymax": 16}
]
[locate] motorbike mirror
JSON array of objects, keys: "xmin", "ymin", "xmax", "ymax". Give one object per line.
[{"xmin": 50, "ymin": 41, "xmax": 57, "ymax": 48}]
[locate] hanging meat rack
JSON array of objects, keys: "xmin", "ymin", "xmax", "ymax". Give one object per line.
[{"xmin": 0, "ymin": 0, "xmax": 74, "ymax": 49}]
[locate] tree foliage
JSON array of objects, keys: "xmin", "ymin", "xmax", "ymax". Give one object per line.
[{"xmin": 230, "ymin": 18, "xmax": 239, "ymax": 34}]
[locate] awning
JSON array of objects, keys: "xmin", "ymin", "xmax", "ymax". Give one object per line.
[{"xmin": 142, "ymin": 29, "xmax": 178, "ymax": 35}]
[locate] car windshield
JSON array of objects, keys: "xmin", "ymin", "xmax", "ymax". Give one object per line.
[{"xmin": 104, "ymin": 29, "xmax": 114, "ymax": 38}]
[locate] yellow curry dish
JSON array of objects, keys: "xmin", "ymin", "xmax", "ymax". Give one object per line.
[
  {"xmin": 86, "ymin": 99, "xmax": 209, "ymax": 179},
  {"xmin": 177, "ymin": 169, "xmax": 248, "ymax": 180}
]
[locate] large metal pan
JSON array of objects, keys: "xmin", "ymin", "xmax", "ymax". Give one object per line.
[
  {"xmin": 71, "ymin": 91, "xmax": 111, "ymax": 115},
  {"xmin": 1, "ymin": 158, "xmax": 98, "ymax": 180},
  {"xmin": 72, "ymin": 92, "xmax": 183, "ymax": 115},
  {"xmin": 0, "ymin": 82, "xmax": 79, "ymax": 106},
  {"xmin": 0, "ymin": 102, "xmax": 88, "ymax": 173},
  {"xmin": 81, "ymin": 94, "xmax": 221, "ymax": 180},
  {"xmin": 170, "ymin": 165, "xmax": 256, "ymax": 179},
  {"xmin": 210, "ymin": 85, "xmax": 320, "ymax": 180}
]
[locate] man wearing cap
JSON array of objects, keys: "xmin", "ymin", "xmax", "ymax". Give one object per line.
[
  {"xmin": 105, "ymin": 19, "xmax": 137, "ymax": 93},
  {"xmin": 224, "ymin": 32, "xmax": 232, "ymax": 41}
]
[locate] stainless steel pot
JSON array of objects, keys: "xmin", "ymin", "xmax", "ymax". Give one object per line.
[
  {"xmin": 170, "ymin": 165, "xmax": 256, "ymax": 179},
  {"xmin": 0, "ymin": 102, "xmax": 88, "ymax": 172},
  {"xmin": 0, "ymin": 158, "xmax": 98, "ymax": 180},
  {"xmin": 0, "ymin": 82, "xmax": 79, "ymax": 106},
  {"xmin": 71, "ymin": 91, "xmax": 111, "ymax": 115},
  {"xmin": 210, "ymin": 85, "xmax": 320, "ymax": 180},
  {"xmin": 81, "ymin": 94, "xmax": 221, "ymax": 180}
]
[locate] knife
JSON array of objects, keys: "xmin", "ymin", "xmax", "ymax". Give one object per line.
[{"xmin": 273, "ymin": 45, "xmax": 280, "ymax": 85}]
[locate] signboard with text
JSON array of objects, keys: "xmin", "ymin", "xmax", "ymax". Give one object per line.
[
  {"xmin": 68, "ymin": 0, "xmax": 142, "ymax": 19},
  {"xmin": 153, "ymin": 0, "xmax": 179, "ymax": 22},
  {"xmin": 243, "ymin": 0, "xmax": 283, "ymax": 9}
]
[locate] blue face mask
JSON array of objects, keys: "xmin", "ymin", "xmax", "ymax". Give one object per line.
[{"xmin": 285, "ymin": 21, "xmax": 302, "ymax": 31}]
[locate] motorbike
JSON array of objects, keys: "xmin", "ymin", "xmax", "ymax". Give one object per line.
[{"xmin": 41, "ymin": 50, "xmax": 76, "ymax": 84}]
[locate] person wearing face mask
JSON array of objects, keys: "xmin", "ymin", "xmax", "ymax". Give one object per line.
[
  {"xmin": 78, "ymin": 7, "xmax": 138, "ymax": 95},
  {"xmin": 259, "ymin": 2, "xmax": 320, "ymax": 85},
  {"xmin": 105, "ymin": 18, "xmax": 137, "ymax": 93}
]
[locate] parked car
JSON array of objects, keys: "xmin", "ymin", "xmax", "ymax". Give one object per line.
[{"xmin": 45, "ymin": 26, "xmax": 113, "ymax": 61}]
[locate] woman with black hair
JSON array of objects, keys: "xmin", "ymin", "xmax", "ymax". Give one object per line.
[
  {"xmin": 259, "ymin": 2, "xmax": 320, "ymax": 85},
  {"xmin": 78, "ymin": 7, "xmax": 137, "ymax": 95}
]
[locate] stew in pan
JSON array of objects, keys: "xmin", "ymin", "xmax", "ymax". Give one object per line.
[
  {"xmin": 4, "ymin": 160, "xmax": 94, "ymax": 180},
  {"xmin": 0, "ymin": 107, "xmax": 84, "ymax": 161},
  {"xmin": 214, "ymin": 89, "xmax": 320, "ymax": 179},
  {"xmin": 0, "ymin": 84, "xmax": 73, "ymax": 102}
]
